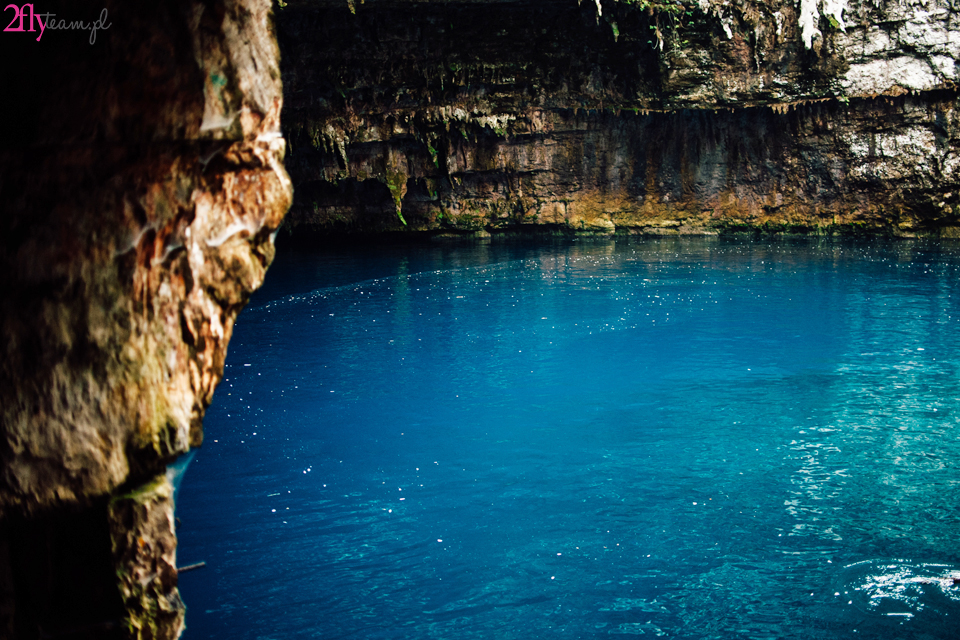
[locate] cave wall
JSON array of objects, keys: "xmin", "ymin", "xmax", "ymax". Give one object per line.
[
  {"xmin": 277, "ymin": 0, "xmax": 960, "ymax": 237},
  {"xmin": 0, "ymin": 1, "xmax": 291, "ymax": 637}
]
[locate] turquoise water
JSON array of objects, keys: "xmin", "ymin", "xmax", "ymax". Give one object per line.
[{"xmin": 177, "ymin": 238, "xmax": 960, "ymax": 639}]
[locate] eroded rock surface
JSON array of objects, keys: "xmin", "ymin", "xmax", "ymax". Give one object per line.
[
  {"xmin": 107, "ymin": 477, "xmax": 184, "ymax": 640},
  {"xmin": 0, "ymin": 0, "xmax": 290, "ymax": 637},
  {"xmin": 277, "ymin": 0, "xmax": 960, "ymax": 236}
]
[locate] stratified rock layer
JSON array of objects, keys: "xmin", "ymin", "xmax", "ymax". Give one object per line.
[
  {"xmin": 0, "ymin": 0, "xmax": 290, "ymax": 637},
  {"xmin": 277, "ymin": 0, "xmax": 960, "ymax": 237}
]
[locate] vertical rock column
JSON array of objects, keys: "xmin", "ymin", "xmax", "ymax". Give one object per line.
[
  {"xmin": 107, "ymin": 477, "xmax": 182, "ymax": 640},
  {"xmin": 0, "ymin": 1, "xmax": 291, "ymax": 637}
]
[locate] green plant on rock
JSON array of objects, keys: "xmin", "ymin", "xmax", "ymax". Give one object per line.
[
  {"xmin": 611, "ymin": 0, "xmax": 689, "ymax": 16},
  {"xmin": 384, "ymin": 170, "xmax": 408, "ymax": 226},
  {"xmin": 606, "ymin": 0, "xmax": 694, "ymax": 50},
  {"xmin": 424, "ymin": 177, "xmax": 440, "ymax": 201}
]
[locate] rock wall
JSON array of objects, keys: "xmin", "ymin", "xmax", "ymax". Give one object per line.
[
  {"xmin": 0, "ymin": 1, "xmax": 291, "ymax": 637},
  {"xmin": 278, "ymin": 0, "xmax": 960, "ymax": 237}
]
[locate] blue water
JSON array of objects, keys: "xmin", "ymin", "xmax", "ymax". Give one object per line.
[{"xmin": 176, "ymin": 237, "xmax": 960, "ymax": 639}]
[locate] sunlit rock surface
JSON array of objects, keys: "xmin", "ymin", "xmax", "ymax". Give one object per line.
[
  {"xmin": 278, "ymin": 0, "xmax": 960, "ymax": 237},
  {"xmin": 0, "ymin": 0, "xmax": 290, "ymax": 637}
]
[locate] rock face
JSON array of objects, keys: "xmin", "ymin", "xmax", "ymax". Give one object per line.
[
  {"xmin": 278, "ymin": 0, "xmax": 960, "ymax": 237},
  {"xmin": 0, "ymin": 0, "xmax": 290, "ymax": 637}
]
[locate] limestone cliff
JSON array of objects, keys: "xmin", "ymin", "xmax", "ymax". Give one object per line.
[
  {"xmin": 0, "ymin": 1, "xmax": 290, "ymax": 637},
  {"xmin": 278, "ymin": 0, "xmax": 960, "ymax": 237}
]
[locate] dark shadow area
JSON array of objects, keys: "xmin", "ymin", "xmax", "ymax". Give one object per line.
[{"xmin": 0, "ymin": 502, "xmax": 126, "ymax": 640}]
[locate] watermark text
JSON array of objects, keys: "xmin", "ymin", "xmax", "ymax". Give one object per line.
[{"xmin": 4, "ymin": 4, "xmax": 111, "ymax": 44}]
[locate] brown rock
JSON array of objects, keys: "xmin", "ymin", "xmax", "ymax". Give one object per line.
[{"xmin": 0, "ymin": 0, "xmax": 290, "ymax": 636}]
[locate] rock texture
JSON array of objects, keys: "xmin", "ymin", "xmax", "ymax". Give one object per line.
[
  {"xmin": 0, "ymin": 0, "xmax": 290, "ymax": 637},
  {"xmin": 278, "ymin": 0, "xmax": 960, "ymax": 237},
  {"xmin": 108, "ymin": 476, "xmax": 183, "ymax": 640}
]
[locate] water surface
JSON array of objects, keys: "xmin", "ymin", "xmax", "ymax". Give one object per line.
[{"xmin": 177, "ymin": 237, "xmax": 960, "ymax": 639}]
